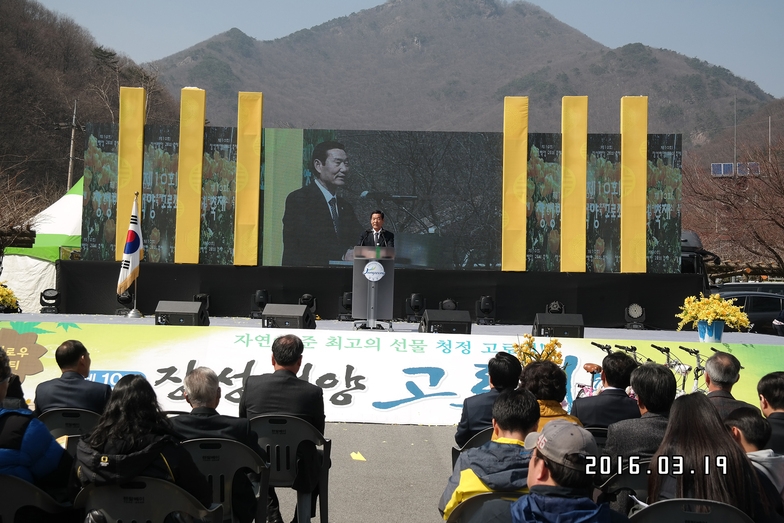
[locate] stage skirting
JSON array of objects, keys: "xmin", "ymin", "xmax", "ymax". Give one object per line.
[{"xmin": 1, "ymin": 320, "xmax": 779, "ymax": 426}]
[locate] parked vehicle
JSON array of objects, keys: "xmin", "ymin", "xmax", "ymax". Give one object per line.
[
  {"xmin": 681, "ymin": 231, "xmax": 720, "ymax": 295},
  {"xmin": 713, "ymin": 282, "xmax": 784, "ymax": 296},
  {"xmin": 715, "ymin": 290, "xmax": 784, "ymax": 335}
]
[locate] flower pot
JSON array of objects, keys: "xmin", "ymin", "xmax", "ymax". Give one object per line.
[{"xmin": 698, "ymin": 320, "xmax": 724, "ymax": 343}]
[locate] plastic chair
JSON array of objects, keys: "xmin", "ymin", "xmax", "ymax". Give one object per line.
[
  {"xmin": 37, "ymin": 408, "xmax": 101, "ymax": 438},
  {"xmin": 451, "ymin": 426, "xmax": 494, "ymax": 468},
  {"xmin": 596, "ymin": 459, "xmax": 651, "ymax": 515},
  {"xmin": 446, "ymin": 492, "xmax": 520, "ymax": 523},
  {"xmin": 182, "ymin": 438, "xmax": 270, "ymax": 523},
  {"xmin": 583, "ymin": 426, "xmax": 609, "ymax": 449},
  {"xmin": 629, "ymin": 498, "xmax": 755, "ymax": 523},
  {"xmin": 73, "ymin": 476, "xmax": 223, "ymax": 523},
  {"xmin": 249, "ymin": 415, "xmax": 331, "ymax": 523},
  {"xmin": 0, "ymin": 474, "xmax": 74, "ymax": 522}
]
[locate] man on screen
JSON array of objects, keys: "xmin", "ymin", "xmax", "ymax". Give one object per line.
[
  {"xmin": 282, "ymin": 141, "xmax": 362, "ymax": 266},
  {"xmin": 357, "ymin": 210, "xmax": 394, "ymax": 247}
]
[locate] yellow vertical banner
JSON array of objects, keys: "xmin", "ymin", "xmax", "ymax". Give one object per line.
[
  {"xmin": 262, "ymin": 129, "xmax": 305, "ymax": 266},
  {"xmin": 234, "ymin": 92, "xmax": 263, "ymax": 266},
  {"xmin": 560, "ymin": 96, "xmax": 588, "ymax": 272},
  {"xmin": 620, "ymin": 96, "xmax": 648, "ymax": 273},
  {"xmin": 116, "ymin": 87, "xmax": 146, "ymax": 260},
  {"xmin": 501, "ymin": 97, "xmax": 529, "ymax": 272},
  {"xmin": 174, "ymin": 88, "xmax": 206, "ymax": 264}
]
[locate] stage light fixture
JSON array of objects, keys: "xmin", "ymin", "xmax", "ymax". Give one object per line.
[
  {"xmin": 337, "ymin": 292, "xmax": 353, "ymax": 321},
  {"xmin": 299, "ymin": 293, "xmax": 318, "ymax": 317},
  {"xmin": 546, "ymin": 301, "xmax": 565, "ymax": 314},
  {"xmin": 475, "ymin": 295, "xmax": 496, "ymax": 325},
  {"xmin": 405, "ymin": 293, "xmax": 426, "ymax": 323},
  {"xmin": 250, "ymin": 289, "xmax": 270, "ymax": 319},
  {"xmin": 624, "ymin": 303, "xmax": 646, "ymax": 329},
  {"xmin": 193, "ymin": 293, "xmax": 210, "ymax": 312},
  {"xmin": 439, "ymin": 298, "xmax": 457, "ymax": 311},
  {"xmin": 39, "ymin": 288, "xmax": 60, "ymax": 314}
]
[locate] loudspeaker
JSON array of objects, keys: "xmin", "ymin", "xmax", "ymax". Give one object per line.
[
  {"xmin": 419, "ymin": 309, "xmax": 472, "ymax": 334},
  {"xmin": 155, "ymin": 300, "xmax": 210, "ymax": 326},
  {"xmin": 532, "ymin": 313, "xmax": 584, "ymax": 338},
  {"xmin": 262, "ymin": 304, "xmax": 316, "ymax": 330}
]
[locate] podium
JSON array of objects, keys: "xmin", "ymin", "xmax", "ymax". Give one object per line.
[{"xmin": 352, "ymin": 246, "xmax": 395, "ymax": 330}]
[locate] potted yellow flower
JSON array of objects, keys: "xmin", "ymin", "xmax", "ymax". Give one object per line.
[
  {"xmin": 0, "ymin": 282, "xmax": 21, "ymax": 313},
  {"xmin": 675, "ymin": 293, "xmax": 750, "ymax": 342},
  {"xmin": 513, "ymin": 333, "xmax": 563, "ymax": 366}
]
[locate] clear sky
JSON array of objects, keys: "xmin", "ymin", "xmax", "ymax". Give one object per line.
[{"xmin": 36, "ymin": 0, "xmax": 784, "ymax": 98}]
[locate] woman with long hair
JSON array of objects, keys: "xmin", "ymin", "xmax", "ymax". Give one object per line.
[
  {"xmin": 73, "ymin": 374, "xmax": 211, "ymax": 506},
  {"xmin": 648, "ymin": 392, "xmax": 779, "ymax": 522}
]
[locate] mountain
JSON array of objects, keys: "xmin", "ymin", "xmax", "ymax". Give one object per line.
[{"xmin": 154, "ymin": 0, "xmax": 773, "ymax": 147}]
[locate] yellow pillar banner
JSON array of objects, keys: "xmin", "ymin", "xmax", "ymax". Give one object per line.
[
  {"xmin": 560, "ymin": 96, "xmax": 588, "ymax": 272},
  {"xmin": 116, "ymin": 87, "xmax": 146, "ymax": 260},
  {"xmin": 501, "ymin": 97, "xmax": 529, "ymax": 272},
  {"xmin": 174, "ymin": 88, "xmax": 206, "ymax": 264},
  {"xmin": 620, "ymin": 96, "xmax": 648, "ymax": 273},
  {"xmin": 262, "ymin": 129, "xmax": 305, "ymax": 266},
  {"xmin": 234, "ymin": 92, "xmax": 263, "ymax": 266}
]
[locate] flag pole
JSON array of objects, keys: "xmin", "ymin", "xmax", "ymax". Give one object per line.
[
  {"xmin": 118, "ymin": 191, "xmax": 144, "ymax": 318},
  {"xmin": 127, "ymin": 278, "xmax": 142, "ymax": 318}
]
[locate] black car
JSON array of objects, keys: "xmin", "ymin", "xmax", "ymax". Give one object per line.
[
  {"xmin": 713, "ymin": 282, "xmax": 784, "ymax": 296},
  {"xmin": 716, "ymin": 291, "xmax": 784, "ymax": 335}
]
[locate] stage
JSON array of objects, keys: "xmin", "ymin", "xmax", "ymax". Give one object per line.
[{"xmin": 1, "ymin": 314, "xmax": 780, "ymax": 426}]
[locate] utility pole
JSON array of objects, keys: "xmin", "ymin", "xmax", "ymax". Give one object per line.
[{"xmin": 56, "ymin": 100, "xmax": 84, "ymax": 190}]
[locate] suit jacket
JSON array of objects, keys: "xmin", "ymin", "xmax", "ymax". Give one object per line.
[
  {"xmin": 281, "ymin": 182, "xmax": 362, "ymax": 267},
  {"xmin": 603, "ymin": 411, "xmax": 669, "ymax": 462},
  {"xmin": 33, "ymin": 371, "xmax": 112, "ymax": 416},
  {"xmin": 706, "ymin": 389, "xmax": 758, "ymax": 420},
  {"xmin": 767, "ymin": 412, "xmax": 784, "ymax": 454},
  {"xmin": 570, "ymin": 388, "xmax": 641, "ymax": 428},
  {"xmin": 454, "ymin": 388, "xmax": 499, "ymax": 448},
  {"xmin": 239, "ymin": 369, "xmax": 325, "ymax": 434},
  {"xmin": 357, "ymin": 228, "xmax": 395, "ymax": 248}
]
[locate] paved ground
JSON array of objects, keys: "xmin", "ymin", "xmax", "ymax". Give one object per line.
[{"xmin": 275, "ymin": 422, "xmax": 456, "ymax": 523}]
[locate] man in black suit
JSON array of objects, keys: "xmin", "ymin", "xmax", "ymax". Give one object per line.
[
  {"xmin": 758, "ymin": 371, "xmax": 784, "ymax": 454},
  {"xmin": 239, "ymin": 334, "xmax": 325, "ymax": 523},
  {"xmin": 33, "ymin": 340, "xmax": 111, "ymax": 415},
  {"xmin": 171, "ymin": 367, "xmax": 264, "ymax": 523},
  {"xmin": 570, "ymin": 351, "xmax": 640, "ymax": 428},
  {"xmin": 281, "ymin": 141, "xmax": 363, "ymax": 266},
  {"xmin": 705, "ymin": 350, "xmax": 758, "ymax": 419},
  {"xmin": 454, "ymin": 351, "xmax": 521, "ymax": 447},
  {"xmin": 357, "ymin": 210, "xmax": 395, "ymax": 248}
]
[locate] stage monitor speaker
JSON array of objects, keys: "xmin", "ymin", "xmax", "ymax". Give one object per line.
[
  {"xmin": 419, "ymin": 309, "xmax": 472, "ymax": 334},
  {"xmin": 155, "ymin": 300, "xmax": 209, "ymax": 326},
  {"xmin": 533, "ymin": 313, "xmax": 584, "ymax": 338},
  {"xmin": 262, "ymin": 304, "xmax": 316, "ymax": 330}
]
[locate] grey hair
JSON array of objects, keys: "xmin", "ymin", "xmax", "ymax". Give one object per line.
[
  {"xmin": 183, "ymin": 367, "xmax": 220, "ymax": 407},
  {"xmin": 705, "ymin": 351, "xmax": 741, "ymax": 388}
]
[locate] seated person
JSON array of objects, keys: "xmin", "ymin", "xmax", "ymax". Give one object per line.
[
  {"xmin": 759, "ymin": 371, "xmax": 784, "ymax": 453},
  {"xmin": 570, "ymin": 351, "xmax": 639, "ymax": 428},
  {"xmin": 520, "ymin": 361, "xmax": 581, "ymax": 430},
  {"xmin": 511, "ymin": 420, "xmax": 628, "ymax": 523},
  {"xmin": 455, "ymin": 351, "xmax": 522, "ymax": 447},
  {"xmin": 72, "ymin": 374, "xmax": 211, "ymax": 507},
  {"xmin": 705, "ymin": 351, "xmax": 758, "ymax": 419},
  {"xmin": 440, "ymin": 389, "xmax": 540, "ymax": 520},
  {"xmin": 3, "ymin": 374, "xmax": 29, "ymax": 410}
]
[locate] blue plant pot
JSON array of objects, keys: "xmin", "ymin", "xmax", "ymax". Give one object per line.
[{"xmin": 698, "ymin": 320, "xmax": 724, "ymax": 343}]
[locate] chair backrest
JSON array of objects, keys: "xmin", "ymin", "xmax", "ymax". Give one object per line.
[
  {"xmin": 446, "ymin": 492, "xmax": 520, "ymax": 523},
  {"xmin": 452, "ymin": 426, "xmax": 494, "ymax": 468},
  {"xmin": 38, "ymin": 408, "xmax": 101, "ymax": 438},
  {"xmin": 182, "ymin": 438, "xmax": 270, "ymax": 523},
  {"xmin": 629, "ymin": 498, "xmax": 755, "ymax": 523},
  {"xmin": 249, "ymin": 415, "xmax": 331, "ymax": 488},
  {"xmin": 598, "ymin": 459, "xmax": 651, "ymax": 503},
  {"xmin": 583, "ymin": 426, "xmax": 608, "ymax": 449},
  {"xmin": 73, "ymin": 476, "xmax": 223, "ymax": 523},
  {"xmin": 0, "ymin": 474, "xmax": 72, "ymax": 523}
]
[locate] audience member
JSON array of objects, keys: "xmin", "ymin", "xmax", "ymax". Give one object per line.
[
  {"xmin": 521, "ymin": 361, "xmax": 581, "ymax": 431},
  {"xmin": 3, "ymin": 374, "xmax": 29, "ymax": 410},
  {"xmin": 510, "ymin": 420, "xmax": 628, "ymax": 523},
  {"xmin": 759, "ymin": 371, "xmax": 784, "ymax": 453},
  {"xmin": 170, "ymin": 367, "xmax": 265, "ymax": 523},
  {"xmin": 648, "ymin": 393, "xmax": 781, "ymax": 522},
  {"xmin": 455, "ymin": 351, "xmax": 522, "ymax": 447},
  {"xmin": 439, "ymin": 388, "xmax": 540, "ymax": 520},
  {"xmin": 705, "ymin": 350, "xmax": 757, "ymax": 419},
  {"xmin": 34, "ymin": 340, "xmax": 111, "ymax": 415},
  {"xmin": 603, "ymin": 363, "xmax": 676, "ymax": 464},
  {"xmin": 73, "ymin": 374, "xmax": 211, "ymax": 506},
  {"xmin": 570, "ymin": 352, "xmax": 639, "ymax": 428},
  {"xmin": 239, "ymin": 334, "xmax": 326, "ymax": 523},
  {"xmin": 725, "ymin": 407, "xmax": 784, "ymax": 506}
]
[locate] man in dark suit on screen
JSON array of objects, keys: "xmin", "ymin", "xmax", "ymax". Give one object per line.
[
  {"xmin": 33, "ymin": 340, "xmax": 111, "ymax": 415},
  {"xmin": 570, "ymin": 351, "xmax": 640, "ymax": 428},
  {"xmin": 239, "ymin": 334, "xmax": 325, "ymax": 523},
  {"xmin": 357, "ymin": 210, "xmax": 395, "ymax": 248},
  {"xmin": 281, "ymin": 141, "xmax": 363, "ymax": 267}
]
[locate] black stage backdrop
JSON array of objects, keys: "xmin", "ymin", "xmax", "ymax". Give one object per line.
[{"xmin": 57, "ymin": 261, "xmax": 702, "ymax": 330}]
